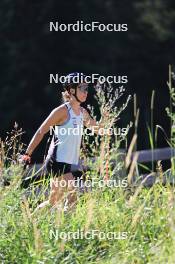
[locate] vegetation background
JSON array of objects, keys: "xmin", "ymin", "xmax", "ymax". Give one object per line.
[{"xmin": 1, "ymin": 2, "xmax": 175, "ymax": 263}]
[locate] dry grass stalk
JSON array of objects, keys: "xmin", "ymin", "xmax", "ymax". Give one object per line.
[
  {"xmin": 156, "ymin": 160, "xmax": 163, "ymax": 183},
  {"xmin": 84, "ymin": 197, "xmax": 95, "ymax": 232},
  {"xmin": 127, "ymin": 152, "xmax": 139, "ymax": 185},
  {"xmin": 125, "ymin": 134, "xmax": 137, "ymax": 169}
]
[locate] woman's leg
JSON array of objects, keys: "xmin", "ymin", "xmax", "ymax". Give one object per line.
[
  {"xmin": 49, "ymin": 172, "xmax": 77, "ymax": 208},
  {"xmin": 64, "ymin": 172, "xmax": 77, "ymax": 208}
]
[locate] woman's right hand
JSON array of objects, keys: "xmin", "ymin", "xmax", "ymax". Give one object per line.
[{"xmin": 18, "ymin": 154, "xmax": 31, "ymax": 165}]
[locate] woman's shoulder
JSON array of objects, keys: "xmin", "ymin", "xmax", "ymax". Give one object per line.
[
  {"xmin": 49, "ymin": 103, "xmax": 69, "ymax": 126},
  {"xmin": 51, "ymin": 103, "xmax": 69, "ymax": 115}
]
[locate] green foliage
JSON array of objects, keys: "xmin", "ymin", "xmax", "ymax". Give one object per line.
[{"xmin": 1, "ymin": 167, "xmax": 175, "ymax": 263}]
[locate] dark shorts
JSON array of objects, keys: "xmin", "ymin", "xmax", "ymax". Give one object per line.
[{"xmin": 46, "ymin": 158, "xmax": 72, "ymax": 177}]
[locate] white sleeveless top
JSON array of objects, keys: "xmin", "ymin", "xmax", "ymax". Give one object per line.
[{"xmin": 47, "ymin": 102, "xmax": 84, "ymax": 165}]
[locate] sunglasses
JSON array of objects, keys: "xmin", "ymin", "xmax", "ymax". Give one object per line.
[{"xmin": 77, "ymin": 83, "xmax": 89, "ymax": 92}]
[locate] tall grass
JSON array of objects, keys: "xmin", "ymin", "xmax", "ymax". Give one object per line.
[
  {"xmin": 1, "ymin": 167, "xmax": 175, "ymax": 263},
  {"xmin": 0, "ymin": 74, "xmax": 175, "ymax": 263}
]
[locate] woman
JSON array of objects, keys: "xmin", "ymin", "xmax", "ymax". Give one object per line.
[{"xmin": 22, "ymin": 72, "xmax": 104, "ymax": 209}]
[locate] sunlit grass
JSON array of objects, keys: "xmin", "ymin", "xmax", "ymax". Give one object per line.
[{"xmin": 1, "ymin": 167, "xmax": 175, "ymax": 263}]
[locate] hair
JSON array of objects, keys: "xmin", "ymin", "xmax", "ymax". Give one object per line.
[
  {"xmin": 62, "ymin": 83, "xmax": 78, "ymax": 102},
  {"xmin": 62, "ymin": 90, "xmax": 71, "ymax": 102}
]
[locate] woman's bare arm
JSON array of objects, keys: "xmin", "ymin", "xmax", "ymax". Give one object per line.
[{"xmin": 26, "ymin": 106, "xmax": 67, "ymax": 156}]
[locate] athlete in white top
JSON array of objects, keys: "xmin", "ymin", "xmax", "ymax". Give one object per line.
[
  {"xmin": 47, "ymin": 101, "xmax": 84, "ymax": 165},
  {"xmin": 22, "ymin": 72, "xmax": 105, "ymax": 208}
]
